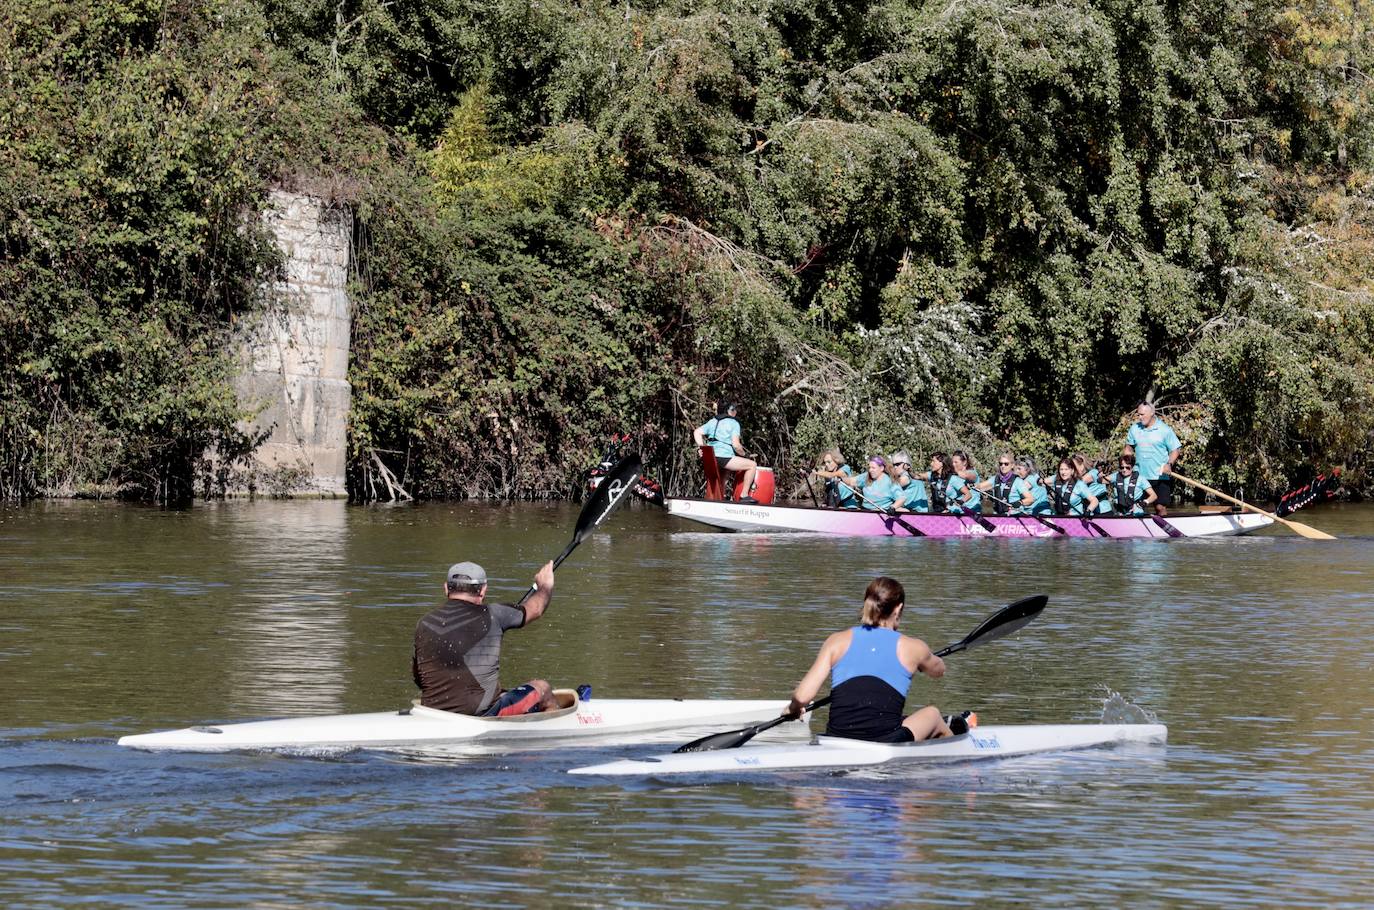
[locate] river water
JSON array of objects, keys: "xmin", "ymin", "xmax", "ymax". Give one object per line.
[{"xmin": 1, "ymin": 499, "xmax": 1371, "ymax": 907}]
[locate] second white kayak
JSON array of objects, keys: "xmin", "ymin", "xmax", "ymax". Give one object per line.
[
  {"xmin": 118, "ymin": 690, "xmax": 792, "ymax": 753},
  {"xmin": 568, "ymin": 723, "xmax": 1168, "ymax": 776}
]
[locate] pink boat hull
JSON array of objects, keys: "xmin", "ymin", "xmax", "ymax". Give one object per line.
[{"xmin": 665, "ymin": 499, "xmax": 1271, "ymax": 538}]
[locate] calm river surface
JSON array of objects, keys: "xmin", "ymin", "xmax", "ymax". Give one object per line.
[{"xmin": 2, "ymin": 499, "xmax": 1371, "ymax": 907}]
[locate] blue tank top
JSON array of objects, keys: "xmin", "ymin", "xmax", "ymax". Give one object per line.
[{"xmin": 831, "ymin": 626, "xmax": 913, "ymax": 696}]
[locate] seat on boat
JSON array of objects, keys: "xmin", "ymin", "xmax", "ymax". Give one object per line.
[
  {"xmin": 700, "ymin": 445, "xmax": 727, "ymax": 501},
  {"xmin": 407, "ymin": 689, "xmax": 580, "ymax": 721}
]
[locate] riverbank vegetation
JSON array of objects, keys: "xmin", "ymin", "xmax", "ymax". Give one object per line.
[{"xmin": 3, "ymin": 0, "xmax": 1371, "ymax": 501}]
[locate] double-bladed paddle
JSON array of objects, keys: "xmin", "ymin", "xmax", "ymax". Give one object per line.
[
  {"xmin": 673, "ymin": 593, "xmax": 1048, "ymax": 752},
  {"xmin": 516, "ymin": 453, "xmax": 643, "ymax": 606}
]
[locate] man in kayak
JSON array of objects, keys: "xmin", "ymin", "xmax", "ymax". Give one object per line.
[
  {"xmin": 413, "ymin": 560, "xmax": 560, "ymax": 716},
  {"xmin": 783, "ymin": 576, "xmax": 973, "ymax": 741}
]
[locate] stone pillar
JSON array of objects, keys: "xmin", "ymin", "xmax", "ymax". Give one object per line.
[{"xmin": 234, "ymin": 190, "xmax": 353, "ymax": 496}]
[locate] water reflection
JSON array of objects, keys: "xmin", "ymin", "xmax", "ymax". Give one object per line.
[
  {"xmin": 790, "ymin": 786, "xmax": 934, "ymax": 907},
  {"xmin": 216, "ymin": 503, "xmax": 353, "ymax": 715}
]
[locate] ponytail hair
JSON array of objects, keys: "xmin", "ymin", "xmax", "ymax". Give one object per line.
[{"xmin": 860, "ymin": 576, "xmax": 905, "ymax": 627}]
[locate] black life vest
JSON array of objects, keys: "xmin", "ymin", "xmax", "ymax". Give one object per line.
[
  {"xmin": 991, "ymin": 473, "xmax": 1015, "ymax": 516},
  {"xmin": 928, "ymin": 471, "xmax": 948, "ymax": 513},
  {"xmin": 1112, "ymin": 470, "xmax": 1142, "ymax": 513},
  {"xmin": 1052, "ymin": 478, "xmax": 1077, "ymax": 516}
]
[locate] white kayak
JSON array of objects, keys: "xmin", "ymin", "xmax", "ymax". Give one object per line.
[
  {"xmin": 568, "ymin": 723, "xmax": 1168, "ymax": 776},
  {"xmin": 118, "ymin": 690, "xmax": 791, "ymax": 754}
]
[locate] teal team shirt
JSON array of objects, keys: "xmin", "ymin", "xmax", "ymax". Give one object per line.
[
  {"xmin": 698, "ymin": 417, "xmax": 741, "ymax": 459},
  {"xmin": 946, "ymin": 473, "xmax": 982, "ymax": 513},
  {"xmin": 894, "ymin": 475, "xmax": 928, "ymax": 512},
  {"xmin": 833, "ymin": 464, "xmax": 858, "ymax": 508},
  {"xmin": 855, "ymin": 472, "xmax": 900, "ymax": 511},
  {"xmin": 1009, "ymin": 475, "xmax": 1051, "ymax": 514},
  {"xmin": 1081, "ymin": 468, "xmax": 1112, "ymax": 515},
  {"xmin": 1126, "ymin": 420, "xmax": 1181, "ymax": 480}
]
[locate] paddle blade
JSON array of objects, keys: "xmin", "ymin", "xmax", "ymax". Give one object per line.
[
  {"xmin": 936, "ymin": 594, "xmax": 1047, "ymax": 657},
  {"xmin": 673, "ymin": 725, "xmax": 765, "ymax": 753},
  {"xmin": 1282, "ymin": 518, "xmax": 1337, "ymax": 540},
  {"xmin": 573, "ymin": 453, "xmax": 642, "ymax": 545},
  {"xmin": 673, "ymin": 695, "xmax": 831, "ymax": 752}
]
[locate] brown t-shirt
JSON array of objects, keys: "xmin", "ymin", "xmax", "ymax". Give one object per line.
[{"xmin": 412, "ymin": 599, "xmax": 526, "ymax": 713}]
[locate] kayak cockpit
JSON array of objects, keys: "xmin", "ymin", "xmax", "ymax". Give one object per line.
[{"xmin": 406, "ymin": 688, "xmax": 581, "ymax": 723}]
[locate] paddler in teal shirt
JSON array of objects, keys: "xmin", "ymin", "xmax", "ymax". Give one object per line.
[
  {"xmin": 813, "ymin": 448, "xmax": 858, "ymax": 508},
  {"xmin": 1008, "ymin": 458, "xmax": 1052, "ymax": 514},
  {"xmin": 1073, "ymin": 454, "xmax": 1114, "ymax": 515},
  {"xmin": 946, "ymin": 450, "xmax": 983, "ymax": 514},
  {"xmin": 889, "ymin": 451, "xmax": 928, "ymax": 513},
  {"xmin": 839, "ymin": 455, "xmax": 901, "ymax": 511}
]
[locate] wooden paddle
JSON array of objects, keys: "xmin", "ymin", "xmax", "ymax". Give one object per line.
[
  {"xmin": 516, "ymin": 453, "xmax": 643, "ymax": 605},
  {"xmin": 1169, "ymin": 471, "xmax": 1336, "ymax": 541},
  {"xmin": 673, "ymin": 594, "xmax": 1049, "ymax": 753}
]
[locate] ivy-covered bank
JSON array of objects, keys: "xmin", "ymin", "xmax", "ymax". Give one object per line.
[{"xmin": 2, "ymin": 0, "xmax": 1372, "ymax": 502}]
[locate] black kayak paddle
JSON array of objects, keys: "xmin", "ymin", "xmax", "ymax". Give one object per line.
[
  {"xmin": 516, "ymin": 453, "xmax": 643, "ymax": 606},
  {"xmin": 673, "ymin": 593, "xmax": 1048, "ymax": 753}
]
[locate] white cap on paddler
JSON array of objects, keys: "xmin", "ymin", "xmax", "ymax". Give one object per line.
[{"xmin": 447, "ymin": 562, "xmax": 487, "ymax": 587}]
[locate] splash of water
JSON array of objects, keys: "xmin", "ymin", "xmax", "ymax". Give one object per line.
[{"xmin": 1098, "ymin": 688, "xmax": 1159, "ymax": 724}]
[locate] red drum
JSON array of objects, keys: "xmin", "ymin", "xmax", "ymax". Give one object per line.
[{"xmin": 734, "ymin": 466, "xmax": 775, "ymax": 504}]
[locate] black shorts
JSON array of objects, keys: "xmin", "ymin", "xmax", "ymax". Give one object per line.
[
  {"xmin": 827, "ymin": 725, "xmax": 914, "ymax": 744},
  {"xmin": 1153, "ymin": 476, "xmax": 1174, "ymax": 506},
  {"xmin": 715, "ymin": 455, "xmax": 734, "ymax": 473}
]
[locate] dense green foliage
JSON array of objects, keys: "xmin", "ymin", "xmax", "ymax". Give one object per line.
[{"xmin": 3, "ymin": 0, "xmax": 1372, "ymax": 501}]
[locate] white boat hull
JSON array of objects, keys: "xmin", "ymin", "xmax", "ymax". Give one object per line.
[
  {"xmin": 568, "ymin": 723, "xmax": 1168, "ymax": 776},
  {"xmin": 118, "ymin": 692, "xmax": 791, "ymax": 754}
]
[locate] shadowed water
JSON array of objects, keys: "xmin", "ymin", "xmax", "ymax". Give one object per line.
[{"xmin": 1, "ymin": 499, "xmax": 1371, "ymax": 907}]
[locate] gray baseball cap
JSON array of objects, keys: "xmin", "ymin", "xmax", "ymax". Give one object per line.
[{"xmin": 447, "ymin": 562, "xmax": 487, "ymax": 586}]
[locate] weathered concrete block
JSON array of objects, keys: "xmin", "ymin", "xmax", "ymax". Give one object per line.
[{"xmin": 229, "ymin": 189, "xmax": 353, "ymax": 497}]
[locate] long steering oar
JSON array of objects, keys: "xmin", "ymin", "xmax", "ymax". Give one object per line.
[
  {"xmin": 1170, "ymin": 471, "xmax": 1335, "ymax": 541},
  {"xmin": 516, "ymin": 453, "xmax": 643, "ymax": 605},
  {"xmin": 673, "ymin": 593, "xmax": 1048, "ymax": 753}
]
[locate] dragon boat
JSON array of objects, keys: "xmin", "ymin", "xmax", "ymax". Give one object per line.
[
  {"xmin": 664, "ymin": 445, "xmax": 1268, "ymax": 538},
  {"xmin": 663, "ymin": 497, "xmax": 1270, "ymax": 538},
  {"xmin": 585, "ymin": 440, "xmax": 1335, "ymax": 540}
]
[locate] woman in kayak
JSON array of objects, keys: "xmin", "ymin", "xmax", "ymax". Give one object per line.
[{"xmin": 784, "ymin": 576, "xmax": 969, "ymax": 742}]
